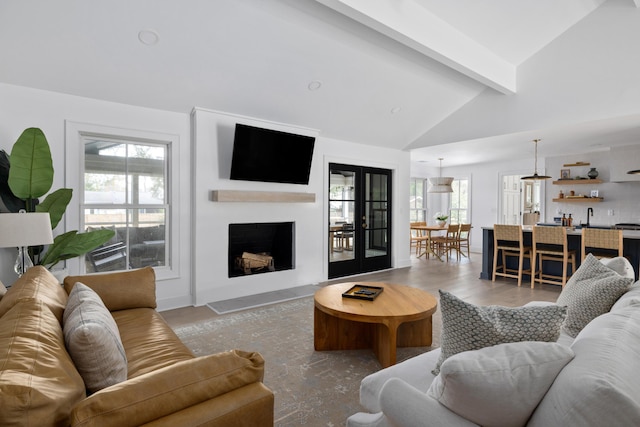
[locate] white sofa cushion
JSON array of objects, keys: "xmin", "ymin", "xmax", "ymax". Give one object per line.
[
  {"xmin": 527, "ymin": 304, "xmax": 640, "ymax": 426},
  {"xmin": 556, "ymin": 254, "xmax": 633, "ymax": 337},
  {"xmin": 434, "ymin": 291, "xmax": 567, "ymax": 374},
  {"xmin": 63, "ymin": 282, "xmax": 127, "ymax": 393},
  {"xmin": 428, "ymin": 342, "xmax": 574, "ymax": 427}
]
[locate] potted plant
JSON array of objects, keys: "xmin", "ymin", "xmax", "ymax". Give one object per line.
[
  {"xmin": 1, "ymin": 127, "xmax": 114, "ymax": 270},
  {"xmin": 434, "ymin": 212, "xmax": 448, "ymax": 227}
]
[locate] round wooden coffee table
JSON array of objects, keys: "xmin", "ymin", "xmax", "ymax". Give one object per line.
[{"xmin": 314, "ymin": 282, "xmax": 438, "ymax": 367}]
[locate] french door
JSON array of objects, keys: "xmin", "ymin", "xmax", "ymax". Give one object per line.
[{"xmin": 328, "ymin": 163, "xmax": 392, "ymax": 279}]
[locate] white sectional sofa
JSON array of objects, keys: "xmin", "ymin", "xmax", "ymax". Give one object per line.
[{"xmin": 347, "ymin": 256, "xmax": 640, "ymax": 427}]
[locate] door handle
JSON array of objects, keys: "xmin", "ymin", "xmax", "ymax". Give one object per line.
[{"xmin": 362, "ymin": 223, "xmax": 367, "ymax": 229}]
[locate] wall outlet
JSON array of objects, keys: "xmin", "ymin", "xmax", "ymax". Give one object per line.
[{"xmin": 608, "ymin": 209, "xmax": 614, "ymax": 216}]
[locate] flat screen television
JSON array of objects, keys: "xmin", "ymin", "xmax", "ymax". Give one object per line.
[{"xmin": 230, "ymin": 124, "xmax": 315, "ymax": 185}]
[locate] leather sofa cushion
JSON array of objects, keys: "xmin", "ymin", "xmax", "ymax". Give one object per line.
[
  {"xmin": 70, "ymin": 350, "xmax": 266, "ymax": 427},
  {"xmin": 112, "ymin": 308, "xmax": 194, "ymax": 378},
  {"xmin": 64, "ymin": 266, "xmax": 156, "ymax": 311},
  {"xmin": 0, "ymin": 298, "xmax": 86, "ymax": 427},
  {"xmin": 0, "ymin": 266, "xmax": 68, "ymax": 322}
]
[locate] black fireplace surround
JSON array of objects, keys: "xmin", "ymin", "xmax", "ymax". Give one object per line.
[{"xmin": 228, "ymin": 222, "xmax": 295, "ymax": 278}]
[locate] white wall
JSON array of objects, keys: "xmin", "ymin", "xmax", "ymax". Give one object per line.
[
  {"xmin": 0, "ymin": 83, "xmax": 192, "ymax": 310},
  {"xmin": 191, "ymin": 108, "xmax": 411, "ymax": 305}
]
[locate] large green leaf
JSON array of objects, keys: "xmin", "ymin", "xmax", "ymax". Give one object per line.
[
  {"xmin": 39, "ymin": 229, "xmax": 116, "ymax": 269},
  {"xmin": 8, "ymin": 127, "xmax": 54, "ymax": 203},
  {"xmin": 36, "ymin": 188, "xmax": 72, "ymax": 230}
]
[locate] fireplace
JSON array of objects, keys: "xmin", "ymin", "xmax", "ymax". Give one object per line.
[{"xmin": 228, "ymin": 222, "xmax": 295, "ymax": 278}]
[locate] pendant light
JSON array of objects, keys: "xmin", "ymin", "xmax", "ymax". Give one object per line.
[
  {"xmin": 428, "ymin": 158, "xmax": 454, "ymax": 193},
  {"xmin": 521, "ymin": 139, "xmax": 551, "ymax": 180}
]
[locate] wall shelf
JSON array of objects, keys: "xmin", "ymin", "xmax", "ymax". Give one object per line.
[
  {"xmin": 562, "ymin": 162, "xmax": 590, "ymax": 167},
  {"xmin": 552, "ymin": 197, "xmax": 603, "ymax": 203},
  {"xmin": 210, "ymin": 190, "xmax": 316, "ymax": 203},
  {"xmin": 553, "ymin": 179, "xmax": 603, "ymax": 185}
]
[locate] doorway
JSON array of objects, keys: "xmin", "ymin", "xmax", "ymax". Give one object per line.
[
  {"xmin": 328, "ymin": 163, "xmax": 392, "ymax": 279},
  {"xmin": 499, "ymin": 174, "xmax": 542, "ymax": 225}
]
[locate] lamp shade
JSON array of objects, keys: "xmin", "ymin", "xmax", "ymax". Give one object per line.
[
  {"xmin": 428, "ymin": 177, "xmax": 454, "ymax": 193},
  {"xmin": 0, "ymin": 213, "xmax": 54, "ymax": 248}
]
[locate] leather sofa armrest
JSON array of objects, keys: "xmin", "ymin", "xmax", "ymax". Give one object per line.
[
  {"xmin": 70, "ymin": 350, "xmax": 267, "ymax": 427},
  {"xmin": 379, "ymin": 378, "xmax": 478, "ymax": 427}
]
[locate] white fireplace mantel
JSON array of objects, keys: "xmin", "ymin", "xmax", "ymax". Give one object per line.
[{"xmin": 210, "ymin": 190, "xmax": 316, "ymax": 203}]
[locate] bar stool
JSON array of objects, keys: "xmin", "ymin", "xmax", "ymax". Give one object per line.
[
  {"xmin": 531, "ymin": 226, "xmax": 576, "ymax": 288},
  {"xmin": 581, "ymin": 228, "xmax": 623, "ymax": 261},
  {"xmin": 492, "ymin": 224, "xmax": 532, "ymax": 287}
]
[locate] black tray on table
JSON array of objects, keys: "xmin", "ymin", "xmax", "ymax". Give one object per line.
[{"xmin": 342, "ymin": 284, "xmax": 383, "ymax": 301}]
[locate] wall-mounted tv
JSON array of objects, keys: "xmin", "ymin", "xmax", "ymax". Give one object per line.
[{"xmin": 230, "ymin": 124, "xmax": 316, "ymax": 185}]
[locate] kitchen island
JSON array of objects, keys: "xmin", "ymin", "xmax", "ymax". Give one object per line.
[{"xmin": 481, "ymin": 226, "xmax": 640, "ymax": 282}]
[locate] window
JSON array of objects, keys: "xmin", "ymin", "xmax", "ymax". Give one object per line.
[
  {"xmin": 82, "ymin": 136, "xmax": 169, "ymax": 273},
  {"xmin": 450, "ymin": 178, "xmax": 470, "ymax": 224},
  {"xmin": 409, "ymin": 178, "xmax": 427, "ymax": 222}
]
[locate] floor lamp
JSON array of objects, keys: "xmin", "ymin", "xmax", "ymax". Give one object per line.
[{"xmin": 0, "ymin": 212, "xmax": 54, "ymax": 276}]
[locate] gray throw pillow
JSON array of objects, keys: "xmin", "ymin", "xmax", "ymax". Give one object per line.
[
  {"xmin": 556, "ymin": 253, "xmax": 634, "ymax": 337},
  {"xmin": 63, "ymin": 282, "xmax": 127, "ymax": 393},
  {"xmin": 433, "ymin": 290, "xmax": 567, "ymax": 375}
]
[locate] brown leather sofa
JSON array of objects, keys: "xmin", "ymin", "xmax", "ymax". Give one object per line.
[{"xmin": 0, "ymin": 266, "xmax": 274, "ymax": 426}]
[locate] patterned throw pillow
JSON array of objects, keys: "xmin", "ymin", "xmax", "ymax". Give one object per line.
[
  {"xmin": 556, "ymin": 253, "xmax": 634, "ymax": 337},
  {"xmin": 63, "ymin": 283, "xmax": 128, "ymax": 393},
  {"xmin": 433, "ymin": 290, "xmax": 567, "ymax": 375}
]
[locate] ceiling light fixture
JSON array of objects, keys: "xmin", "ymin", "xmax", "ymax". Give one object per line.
[
  {"xmin": 390, "ymin": 106, "xmax": 402, "ymax": 114},
  {"xmin": 138, "ymin": 29, "xmax": 160, "ymax": 46},
  {"xmin": 521, "ymin": 139, "xmax": 551, "ymax": 180},
  {"xmin": 627, "ymin": 169, "xmax": 640, "ymax": 175},
  {"xmin": 307, "ymin": 81, "xmax": 322, "ymax": 91},
  {"xmin": 428, "ymin": 158, "xmax": 454, "ymax": 193}
]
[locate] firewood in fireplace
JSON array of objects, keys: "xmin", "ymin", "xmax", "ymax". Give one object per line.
[{"xmin": 235, "ymin": 252, "xmax": 275, "ymax": 274}]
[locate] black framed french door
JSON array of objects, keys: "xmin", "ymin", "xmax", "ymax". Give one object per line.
[{"xmin": 328, "ymin": 163, "xmax": 392, "ymax": 279}]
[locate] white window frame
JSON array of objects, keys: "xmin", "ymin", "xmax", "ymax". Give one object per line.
[
  {"xmin": 450, "ymin": 176, "xmax": 471, "ymax": 224},
  {"xmin": 409, "ymin": 177, "xmax": 427, "ymax": 222},
  {"xmin": 65, "ymin": 121, "xmax": 180, "ymax": 280}
]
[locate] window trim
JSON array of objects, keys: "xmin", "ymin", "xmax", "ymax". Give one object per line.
[
  {"xmin": 65, "ymin": 121, "xmax": 180, "ymax": 280},
  {"xmin": 450, "ymin": 176, "xmax": 471, "ymax": 224},
  {"xmin": 409, "ymin": 177, "xmax": 427, "ymax": 222}
]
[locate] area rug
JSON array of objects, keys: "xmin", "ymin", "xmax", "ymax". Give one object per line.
[{"xmin": 172, "ymin": 296, "xmax": 440, "ymax": 427}]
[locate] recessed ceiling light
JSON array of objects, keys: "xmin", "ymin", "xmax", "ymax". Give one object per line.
[
  {"xmin": 308, "ymin": 81, "xmax": 322, "ymax": 91},
  {"xmin": 391, "ymin": 106, "xmax": 402, "ymax": 114},
  {"xmin": 138, "ymin": 29, "xmax": 160, "ymax": 46}
]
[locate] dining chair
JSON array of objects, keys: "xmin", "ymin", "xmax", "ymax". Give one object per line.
[
  {"xmin": 492, "ymin": 224, "xmax": 532, "ymax": 287},
  {"xmin": 455, "ymin": 224, "xmax": 472, "ymax": 260},
  {"xmin": 432, "ymin": 223, "xmax": 461, "ymax": 262},
  {"xmin": 531, "ymin": 226, "xmax": 576, "ymax": 288},
  {"xmin": 410, "ymin": 221, "xmax": 427, "ymax": 256}
]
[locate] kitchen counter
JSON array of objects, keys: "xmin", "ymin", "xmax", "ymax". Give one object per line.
[{"xmin": 481, "ymin": 226, "xmax": 640, "ymax": 281}]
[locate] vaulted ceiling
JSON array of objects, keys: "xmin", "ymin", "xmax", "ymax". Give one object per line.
[{"xmin": 1, "ymin": 0, "xmax": 639, "ymax": 166}]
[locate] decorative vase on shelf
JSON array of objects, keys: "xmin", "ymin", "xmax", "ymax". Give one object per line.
[{"xmin": 588, "ymin": 168, "xmax": 599, "ymax": 179}]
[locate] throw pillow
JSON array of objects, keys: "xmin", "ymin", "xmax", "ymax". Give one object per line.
[
  {"xmin": 428, "ymin": 341, "xmax": 575, "ymax": 427},
  {"xmin": 433, "ymin": 290, "xmax": 567, "ymax": 375},
  {"xmin": 556, "ymin": 253, "xmax": 634, "ymax": 337},
  {"xmin": 63, "ymin": 283, "xmax": 127, "ymax": 393}
]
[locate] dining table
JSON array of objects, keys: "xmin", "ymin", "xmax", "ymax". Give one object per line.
[{"xmin": 410, "ymin": 224, "xmax": 447, "ymax": 261}]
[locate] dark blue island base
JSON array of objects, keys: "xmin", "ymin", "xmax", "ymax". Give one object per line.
[{"xmin": 481, "ymin": 227, "xmax": 640, "ymax": 282}]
